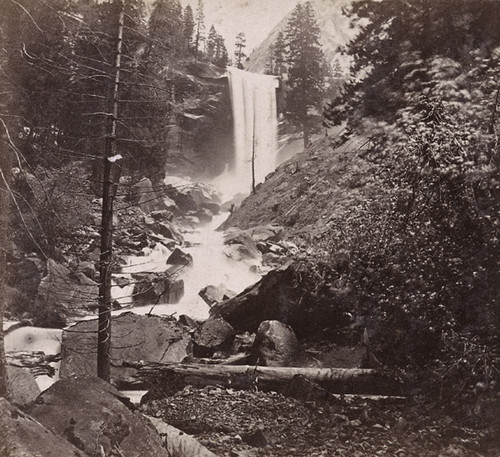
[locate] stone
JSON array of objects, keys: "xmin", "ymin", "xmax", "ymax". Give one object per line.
[
  {"xmin": 6, "ymin": 366, "xmax": 41, "ymax": 407},
  {"xmin": 198, "ymin": 284, "xmax": 237, "ymax": 307},
  {"xmin": 151, "ymin": 209, "xmax": 174, "ymax": 221},
  {"xmin": 241, "ymin": 428, "xmax": 277, "ymax": 447},
  {"xmin": 197, "ymin": 207, "xmax": 214, "ymax": 223},
  {"xmin": 34, "ymin": 259, "xmax": 97, "ymax": 327},
  {"xmin": 0, "ymin": 398, "xmax": 89, "ymax": 457},
  {"xmin": 28, "ymin": 377, "xmax": 169, "ymax": 457},
  {"xmin": 250, "ymin": 320, "xmax": 313, "ymax": 367},
  {"xmin": 77, "ymin": 260, "xmax": 97, "ymax": 281},
  {"xmin": 167, "ymin": 248, "xmax": 193, "ymax": 266},
  {"xmin": 193, "ymin": 317, "xmax": 236, "ymax": 357},
  {"xmin": 60, "ymin": 312, "xmax": 193, "ymax": 384},
  {"xmin": 178, "ymin": 314, "xmax": 199, "ymax": 329},
  {"xmin": 223, "ymin": 228, "xmax": 261, "ymax": 261},
  {"xmin": 132, "ymin": 272, "xmax": 184, "ymax": 305},
  {"xmin": 247, "ymin": 224, "xmax": 284, "ymax": 242},
  {"xmin": 210, "ymin": 264, "xmax": 349, "ymax": 338},
  {"xmin": 129, "ymin": 177, "xmax": 165, "ymax": 214}
]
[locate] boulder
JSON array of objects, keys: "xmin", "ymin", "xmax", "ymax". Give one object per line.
[
  {"xmin": 247, "ymin": 225, "xmax": 284, "ymax": 243},
  {"xmin": 6, "ymin": 366, "xmax": 41, "ymax": 407},
  {"xmin": 150, "ymin": 209, "xmax": 174, "ymax": 221},
  {"xmin": 129, "ymin": 177, "xmax": 165, "ymax": 214},
  {"xmin": 193, "ymin": 317, "xmax": 235, "ymax": 357},
  {"xmin": 34, "ymin": 259, "xmax": 97, "ymax": 327},
  {"xmin": 0, "ymin": 398, "xmax": 89, "ymax": 457},
  {"xmin": 28, "ymin": 377, "xmax": 169, "ymax": 457},
  {"xmin": 167, "ymin": 248, "xmax": 193, "ymax": 266},
  {"xmin": 132, "ymin": 272, "xmax": 184, "ymax": 305},
  {"xmin": 250, "ymin": 320, "xmax": 316, "ymax": 367},
  {"xmin": 60, "ymin": 313, "xmax": 193, "ymax": 384},
  {"xmin": 210, "ymin": 264, "xmax": 349, "ymax": 338},
  {"xmin": 198, "ymin": 284, "xmax": 237, "ymax": 307},
  {"xmin": 144, "ymin": 217, "xmax": 184, "ymax": 245},
  {"xmin": 171, "ymin": 184, "xmax": 221, "ymax": 213},
  {"xmin": 223, "ymin": 227, "xmax": 261, "ymax": 261},
  {"xmin": 77, "ymin": 261, "xmax": 97, "ymax": 281},
  {"xmin": 196, "ymin": 207, "xmax": 214, "ymax": 223}
]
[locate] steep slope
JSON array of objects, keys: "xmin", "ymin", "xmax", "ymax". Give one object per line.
[
  {"xmin": 246, "ymin": 0, "xmax": 356, "ymax": 73},
  {"xmin": 222, "ymin": 133, "xmax": 382, "ymax": 245}
]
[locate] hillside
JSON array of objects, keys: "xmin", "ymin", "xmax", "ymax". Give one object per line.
[
  {"xmin": 222, "ymin": 133, "xmax": 377, "ymax": 244},
  {"xmin": 246, "ymin": 0, "xmax": 356, "ymax": 73}
]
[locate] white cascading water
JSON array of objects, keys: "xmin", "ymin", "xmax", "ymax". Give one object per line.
[
  {"xmin": 5, "ymin": 68, "xmax": 281, "ymax": 394},
  {"xmin": 214, "ymin": 67, "xmax": 279, "ymax": 196}
]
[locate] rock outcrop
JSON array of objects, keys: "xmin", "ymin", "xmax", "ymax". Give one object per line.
[
  {"xmin": 193, "ymin": 317, "xmax": 236, "ymax": 357},
  {"xmin": 0, "ymin": 398, "xmax": 89, "ymax": 457},
  {"xmin": 28, "ymin": 377, "xmax": 169, "ymax": 457}
]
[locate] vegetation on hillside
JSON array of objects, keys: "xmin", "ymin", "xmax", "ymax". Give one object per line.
[{"xmin": 228, "ymin": 0, "xmax": 500, "ymax": 419}]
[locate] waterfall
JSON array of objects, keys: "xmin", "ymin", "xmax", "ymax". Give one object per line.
[{"xmin": 219, "ymin": 67, "xmax": 279, "ymax": 196}]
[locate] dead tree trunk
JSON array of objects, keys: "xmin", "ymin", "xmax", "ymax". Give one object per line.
[
  {"xmin": 97, "ymin": 0, "xmax": 124, "ymax": 382},
  {"xmin": 128, "ymin": 362, "xmax": 401, "ymax": 395}
]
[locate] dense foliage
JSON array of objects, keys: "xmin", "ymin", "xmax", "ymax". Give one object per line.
[{"xmin": 322, "ymin": 0, "xmax": 500, "ymax": 409}]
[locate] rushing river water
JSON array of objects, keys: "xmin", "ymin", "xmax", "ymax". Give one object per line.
[{"xmin": 4, "ymin": 68, "xmax": 281, "ymax": 394}]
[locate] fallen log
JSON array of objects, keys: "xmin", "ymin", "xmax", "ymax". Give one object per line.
[{"xmin": 125, "ymin": 362, "xmax": 402, "ymax": 395}]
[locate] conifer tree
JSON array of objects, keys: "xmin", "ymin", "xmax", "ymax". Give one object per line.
[
  {"xmin": 284, "ymin": 2, "xmax": 325, "ymax": 147},
  {"xmin": 273, "ymin": 31, "xmax": 286, "ymax": 77},
  {"xmin": 183, "ymin": 5, "xmax": 195, "ymax": 50},
  {"xmin": 206, "ymin": 25, "xmax": 218, "ymax": 61},
  {"xmin": 214, "ymin": 34, "xmax": 229, "ymax": 68},
  {"xmin": 234, "ymin": 32, "xmax": 247, "ymax": 69},
  {"xmin": 194, "ymin": 0, "xmax": 205, "ymax": 56},
  {"xmin": 148, "ymin": 0, "xmax": 184, "ymax": 54}
]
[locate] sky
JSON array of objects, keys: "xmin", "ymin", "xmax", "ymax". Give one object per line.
[{"xmin": 179, "ymin": 0, "xmax": 299, "ymax": 56}]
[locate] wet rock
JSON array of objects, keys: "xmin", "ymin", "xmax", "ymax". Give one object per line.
[
  {"xmin": 170, "ymin": 184, "xmax": 221, "ymax": 213},
  {"xmin": 281, "ymin": 374, "xmax": 332, "ymax": 402},
  {"xmin": 197, "ymin": 207, "xmax": 214, "ymax": 223},
  {"xmin": 144, "ymin": 217, "xmax": 184, "ymax": 245},
  {"xmin": 60, "ymin": 313, "xmax": 193, "ymax": 384},
  {"xmin": 202, "ymin": 202, "xmax": 221, "ymax": 215},
  {"xmin": 199, "ymin": 284, "xmax": 237, "ymax": 307},
  {"xmin": 250, "ymin": 320, "xmax": 315, "ymax": 367},
  {"xmin": 167, "ymin": 248, "xmax": 193, "ymax": 266},
  {"xmin": 193, "ymin": 317, "xmax": 236, "ymax": 357},
  {"xmin": 223, "ymin": 227, "xmax": 261, "ymax": 261},
  {"xmin": 28, "ymin": 377, "xmax": 169, "ymax": 457},
  {"xmin": 6, "ymin": 366, "xmax": 41, "ymax": 407},
  {"xmin": 178, "ymin": 314, "xmax": 199, "ymax": 329},
  {"xmin": 0, "ymin": 398, "xmax": 89, "ymax": 457},
  {"xmin": 132, "ymin": 272, "xmax": 185, "ymax": 305}
]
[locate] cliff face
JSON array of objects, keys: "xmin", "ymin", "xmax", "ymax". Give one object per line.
[{"xmin": 246, "ymin": 0, "xmax": 357, "ymax": 74}]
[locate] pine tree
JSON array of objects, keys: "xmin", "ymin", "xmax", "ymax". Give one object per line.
[
  {"xmin": 148, "ymin": 0, "xmax": 184, "ymax": 54},
  {"xmin": 284, "ymin": 2, "xmax": 325, "ymax": 147},
  {"xmin": 234, "ymin": 32, "xmax": 247, "ymax": 69},
  {"xmin": 183, "ymin": 5, "xmax": 195, "ymax": 50},
  {"xmin": 273, "ymin": 31, "xmax": 286, "ymax": 77},
  {"xmin": 194, "ymin": 0, "xmax": 205, "ymax": 56},
  {"xmin": 206, "ymin": 25, "xmax": 218, "ymax": 61},
  {"xmin": 214, "ymin": 34, "xmax": 229, "ymax": 68}
]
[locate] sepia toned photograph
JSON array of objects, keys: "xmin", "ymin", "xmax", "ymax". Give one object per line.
[{"xmin": 0, "ymin": 0, "xmax": 499, "ymax": 455}]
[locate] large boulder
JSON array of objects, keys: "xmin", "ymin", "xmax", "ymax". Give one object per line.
[
  {"xmin": 6, "ymin": 366, "xmax": 41, "ymax": 407},
  {"xmin": 210, "ymin": 264, "xmax": 351, "ymax": 338},
  {"xmin": 223, "ymin": 227, "xmax": 261, "ymax": 261},
  {"xmin": 129, "ymin": 177, "xmax": 166, "ymax": 214},
  {"xmin": 28, "ymin": 377, "xmax": 169, "ymax": 457},
  {"xmin": 34, "ymin": 259, "xmax": 98, "ymax": 327},
  {"xmin": 0, "ymin": 398, "xmax": 89, "ymax": 457},
  {"xmin": 193, "ymin": 317, "xmax": 235, "ymax": 357},
  {"xmin": 60, "ymin": 313, "xmax": 193, "ymax": 384},
  {"xmin": 167, "ymin": 248, "xmax": 193, "ymax": 266},
  {"xmin": 144, "ymin": 216, "xmax": 184, "ymax": 244},
  {"xmin": 250, "ymin": 320, "xmax": 317, "ymax": 367},
  {"xmin": 132, "ymin": 272, "xmax": 184, "ymax": 305},
  {"xmin": 199, "ymin": 284, "xmax": 237, "ymax": 307}
]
